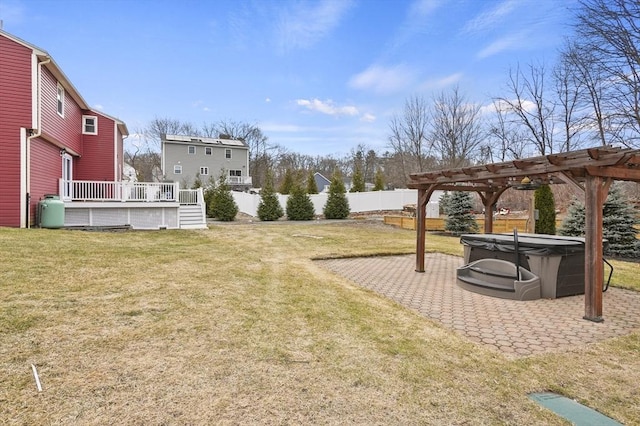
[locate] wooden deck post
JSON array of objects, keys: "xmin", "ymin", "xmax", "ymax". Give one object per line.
[{"xmin": 583, "ymin": 175, "xmax": 611, "ymax": 322}]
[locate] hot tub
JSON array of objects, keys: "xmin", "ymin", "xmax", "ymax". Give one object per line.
[{"xmin": 460, "ymin": 233, "xmax": 596, "ymax": 298}]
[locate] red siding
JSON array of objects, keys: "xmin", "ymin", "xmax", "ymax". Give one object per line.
[
  {"xmin": 1, "ymin": 32, "xmax": 127, "ymax": 227},
  {"xmin": 76, "ymin": 114, "xmax": 116, "ymax": 181},
  {"xmin": 40, "ymin": 67, "xmax": 83, "ymax": 154},
  {"xmin": 29, "ymin": 137, "xmax": 63, "ymax": 223},
  {"xmin": 0, "ymin": 35, "xmax": 32, "ymax": 227}
]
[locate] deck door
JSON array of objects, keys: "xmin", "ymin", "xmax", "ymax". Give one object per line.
[{"xmin": 62, "ymin": 153, "xmax": 73, "ymax": 200}]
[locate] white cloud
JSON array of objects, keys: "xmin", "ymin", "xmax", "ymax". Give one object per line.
[
  {"xmin": 476, "ymin": 31, "xmax": 528, "ymax": 59},
  {"xmin": 349, "ymin": 64, "xmax": 415, "ymax": 95},
  {"xmin": 93, "ymin": 104, "xmax": 104, "ymax": 111},
  {"xmin": 420, "ymin": 72, "xmax": 463, "ymax": 90},
  {"xmin": 462, "ymin": 0, "xmax": 516, "ymax": 34},
  {"xmin": 387, "ymin": 0, "xmax": 443, "ymax": 53},
  {"xmin": 360, "ymin": 113, "xmax": 376, "ymax": 123},
  {"xmin": 409, "ymin": 0, "xmax": 442, "ymax": 17},
  {"xmin": 265, "ymin": 98, "xmax": 271, "ymax": 103},
  {"xmin": 276, "ymin": 0, "xmax": 354, "ymax": 53},
  {"xmin": 480, "ymin": 99, "xmax": 537, "ymax": 116},
  {"xmin": 295, "ymin": 98, "xmax": 359, "ymax": 117}
]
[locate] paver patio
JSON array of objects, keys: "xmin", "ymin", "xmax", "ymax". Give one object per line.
[{"xmin": 316, "ymin": 253, "xmax": 640, "ymax": 358}]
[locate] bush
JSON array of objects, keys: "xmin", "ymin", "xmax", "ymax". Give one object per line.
[
  {"xmin": 205, "ymin": 173, "xmax": 238, "ymax": 221},
  {"xmin": 257, "ymin": 172, "xmax": 283, "ymax": 221},
  {"xmin": 286, "ymin": 184, "xmax": 315, "ymax": 220},
  {"xmin": 373, "ymin": 168, "xmax": 385, "ymax": 191},
  {"xmin": 534, "ymin": 184, "xmax": 556, "ymax": 234},
  {"xmin": 444, "ymin": 191, "xmax": 479, "ymax": 236},
  {"xmin": 324, "ymin": 171, "xmax": 350, "ymax": 219},
  {"xmin": 306, "ymin": 170, "xmax": 318, "ymax": 194},
  {"xmin": 279, "ymin": 169, "xmax": 295, "ymax": 195},
  {"xmin": 350, "ymin": 166, "xmax": 365, "ymax": 193}
]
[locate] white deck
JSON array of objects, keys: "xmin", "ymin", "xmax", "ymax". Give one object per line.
[{"xmin": 59, "ymin": 180, "xmax": 206, "ymax": 230}]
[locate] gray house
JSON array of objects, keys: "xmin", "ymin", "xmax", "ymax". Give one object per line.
[{"xmin": 161, "ymin": 134, "xmax": 252, "ymax": 189}]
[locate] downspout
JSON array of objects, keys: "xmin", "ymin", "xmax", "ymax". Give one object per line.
[{"xmin": 26, "ymin": 56, "xmax": 51, "ymax": 228}]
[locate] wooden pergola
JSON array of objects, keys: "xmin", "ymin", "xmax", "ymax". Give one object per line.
[{"xmin": 407, "ymin": 146, "xmax": 640, "ymax": 322}]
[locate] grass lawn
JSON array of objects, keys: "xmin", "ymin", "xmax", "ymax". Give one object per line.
[{"xmin": 1, "ymin": 221, "xmax": 639, "ymax": 425}]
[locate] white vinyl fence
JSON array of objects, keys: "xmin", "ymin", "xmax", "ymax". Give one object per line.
[{"xmin": 232, "ymin": 189, "xmax": 442, "ymax": 218}]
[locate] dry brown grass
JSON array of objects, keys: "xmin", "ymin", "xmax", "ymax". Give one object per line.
[{"xmin": 1, "ymin": 222, "xmax": 639, "ymax": 425}]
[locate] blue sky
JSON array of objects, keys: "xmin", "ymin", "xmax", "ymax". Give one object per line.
[{"xmin": 1, "ymin": 0, "xmax": 578, "ymax": 156}]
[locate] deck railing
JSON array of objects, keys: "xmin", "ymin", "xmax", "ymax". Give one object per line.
[
  {"xmin": 178, "ymin": 188, "xmax": 204, "ymax": 205},
  {"xmin": 227, "ymin": 176, "xmax": 253, "ymax": 185},
  {"xmin": 60, "ymin": 180, "xmax": 181, "ymax": 202}
]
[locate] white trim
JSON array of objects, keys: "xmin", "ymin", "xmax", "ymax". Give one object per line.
[
  {"xmin": 199, "ymin": 166, "xmax": 209, "ymax": 176},
  {"xmin": 31, "ymin": 54, "xmax": 38, "ymax": 129},
  {"xmin": 114, "ymin": 122, "xmax": 118, "ymax": 180},
  {"xmin": 82, "ymin": 115, "xmax": 98, "ymax": 135},
  {"xmin": 61, "ymin": 153, "xmax": 73, "ymax": 200},
  {"xmin": 56, "ymin": 82, "xmax": 65, "ymax": 117},
  {"xmin": 20, "ymin": 128, "xmax": 27, "ymax": 228},
  {"xmin": 174, "ymin": 165, "xmax": 182, "ymax": 174},
  {"xmin": 225, "ymin": 148, "xmax": 232, "ymax": 159},
  {"xmin": 188, "ymin": 145, "xmax": 196, "ymax": 155},
  {"xmin": 161, "ymin": 139, "xmax": 165, "ymax": 178}
]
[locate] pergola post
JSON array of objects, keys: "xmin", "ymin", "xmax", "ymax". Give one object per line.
[
  {"xmin": 583, "ymin": 175, "xmax": 611, "ymax": 322},
  {"xmin": 478, "ymin": 188, "xmax": 508, "ymax": 234},
  {"xmin": 483, "ymin": 196, "xmax": 494, "ymax": 234},
  {"xmin": 416, "ymin": 188, "xmax": 426, "ymax": 272},
  {"xmin": 415, "ymin": 186, "xmax": 435, "ymax": 273}
]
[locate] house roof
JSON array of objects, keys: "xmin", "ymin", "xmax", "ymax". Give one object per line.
[
  {"xmin": 0, "ymin": 29, "xmax": 128, "ymax": 136},
  {"xmin": 163, "ymin": 134, "xmax": 248, "ymax": 148}
]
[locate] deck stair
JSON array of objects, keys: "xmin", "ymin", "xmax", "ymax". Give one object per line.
[
  {"xmin": 456, "ymin": 258, "xmax": 541, "ymax": 301},
  {"xmin": 179, "ymin": 204, "xmax": 207, "ymax": 229}
]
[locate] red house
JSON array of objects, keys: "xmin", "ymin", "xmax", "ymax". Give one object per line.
[{"xmin": 0, "ymin": 29, "xmax": 128, "ymax": 228}]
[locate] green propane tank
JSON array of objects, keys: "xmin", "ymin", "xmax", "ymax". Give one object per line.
[{"xmin": 38, "ymin": 195, "xmax": 65, "ymax": 228}]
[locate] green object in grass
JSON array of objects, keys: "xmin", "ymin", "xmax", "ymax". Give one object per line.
[{"xmin": 529, "ymin": 392, "xmax": 622, "ymax": 425}]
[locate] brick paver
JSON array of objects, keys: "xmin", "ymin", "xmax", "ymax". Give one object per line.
[{"xmin": 316, "ymin": 253, "xmax": 640, "ymax": 358}]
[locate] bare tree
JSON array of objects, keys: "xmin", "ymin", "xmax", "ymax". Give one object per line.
[
  {"xmin": 496, "ymin": 64, "xmax": 556, "ymax": 155},
  {"xmin": 387, "ymin": 95, "xmax": 434, "ymax": 178},
  {"xmin": 146, "ymin": 116, "xmax": 197, "ymax": 148},
  {"xmin": 487, "ymin": 99, "xmax": 528, "ymax": 161},
  {"xmin": 430, "ymin": 86, "xmax": 484, "ymax": 168},
  {"xmin": 553, "ymin": 54, "xmax": 587, "ymax": 152},
  {"xmin": 572, "ymin": 0, "xmax": 640, "ymax": 146},
  {"xmin": 562, "ymin": 41, "xmax": 616, "ymax": 146}
]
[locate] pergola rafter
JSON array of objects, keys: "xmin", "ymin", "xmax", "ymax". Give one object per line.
[{"xmin": 407, "ymin": 146, "xmax": 640, "ymax": 322}]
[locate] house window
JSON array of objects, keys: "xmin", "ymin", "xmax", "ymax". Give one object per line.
[
  {"xmin": 82, "ymin": 115, "xmax": 98, "ymax": 135},
  {"xmin": 174, "ymin": 165, "xmax": 182, "ymax": 174},
  {"xmin": 229, "ymin": 170, "xmax": 241, "ymax": 177},
  {"xmin": 57, "ymin": 83, "xmax": 65, "ymax": 117},
  {"xmin": 200, "ymin": 167, "xmax": 209, "ymax": 175},
  {"xmin": 225, "ymin": 149, "xmax": 232, "ymax": 159},
  {"xmin": 205, "ymin": 147, "xmax": 212, "ymax": 155},
  {"xmin": 188, "ymin": 146, "xmax": 196, "ymax": 155}
]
